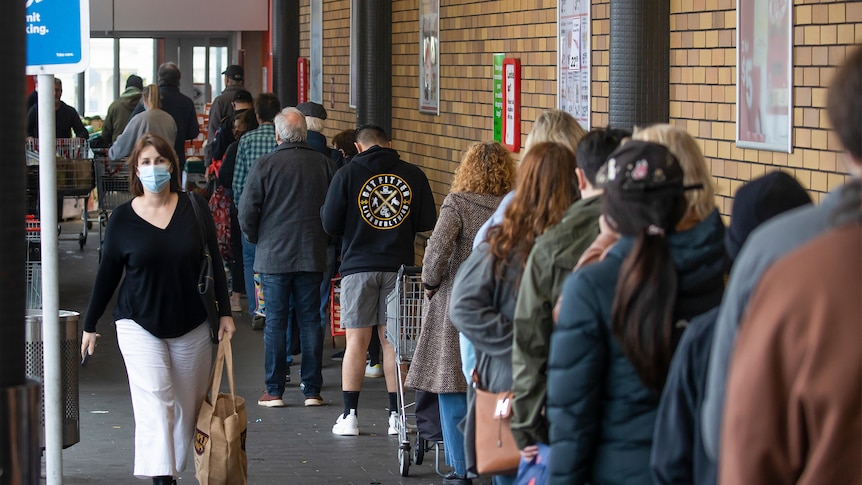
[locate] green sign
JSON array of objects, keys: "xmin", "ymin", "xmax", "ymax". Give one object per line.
[{"xmin": 493, "ymin": 53, "xmax": 504, "ymax": 143}]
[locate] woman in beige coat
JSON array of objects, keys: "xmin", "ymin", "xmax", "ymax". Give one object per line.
[{"xmin": 405, "ymin": 142, "xmax": 516, "ymax": 483}]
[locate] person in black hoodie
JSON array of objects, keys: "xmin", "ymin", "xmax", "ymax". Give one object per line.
[{"xmin": 322, "ymin": 124, "xmax": 436, "ymax": 436}]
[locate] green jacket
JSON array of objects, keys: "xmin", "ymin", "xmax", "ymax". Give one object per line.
[{"xmin": 510, "ymin": 195, "xmax": 601, "ymax": 449}]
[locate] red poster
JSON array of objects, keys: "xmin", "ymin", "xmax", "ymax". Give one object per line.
[{"xmin": 736, "ymin": 0, "xmax": 791, "ymax": 152}]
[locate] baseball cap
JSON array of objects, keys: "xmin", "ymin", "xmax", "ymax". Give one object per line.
[
  {"xmin": 223, "ymin": 65, "xmax": 244, "ymax": 82},
  {"xmin": 597, "ymin": 140, "xmax": 693, "ymax": 237}
]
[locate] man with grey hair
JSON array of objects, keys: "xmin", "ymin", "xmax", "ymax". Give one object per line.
[{"xmin": 238, "ymin": 107, "xmax": 338, "ymax": 408}]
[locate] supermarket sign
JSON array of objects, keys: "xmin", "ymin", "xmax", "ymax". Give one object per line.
[{"xmin": 26, "ymin": 0, "xmax": 90, "ymax": 75}]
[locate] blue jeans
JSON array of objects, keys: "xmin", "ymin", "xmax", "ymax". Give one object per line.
[
  {"xmin": 260, "ymin": 272, "xmax": 323, "ymax": 398},
  {"xmin": 438, "ymin": 392, "xmax": 467, "ymax": 476},
  {"xmin": 241, "ymin": 237, "xmax": 257, "ymax": 316}
]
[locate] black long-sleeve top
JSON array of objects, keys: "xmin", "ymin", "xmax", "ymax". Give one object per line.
[
  {"xmin": 83, "ymin": 192, "xmax": 230, "ymax": 338},
  {"xmin": 26, "ymin": 101, "xmax": 88, "ymax": 139}
]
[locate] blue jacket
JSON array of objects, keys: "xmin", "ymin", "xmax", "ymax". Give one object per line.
[
  {"xmin": 651, "ymin": 307, "xmax": 718, "ymax": 485},
  {"xmin": 547, "ymin": 211, "xmax": 725, "ymax": 485}
]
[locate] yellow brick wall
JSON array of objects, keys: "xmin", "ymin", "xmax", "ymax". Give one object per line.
[
  {"xmin": 300, "ymin": 0, "xmax": 859, "ymax": 219},
  {"xmin": 669, "ymin": 0, "xmax": 860, "ymax": 215}
]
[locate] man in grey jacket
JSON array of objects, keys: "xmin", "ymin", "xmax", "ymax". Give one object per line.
[
  {"xmin": 238, "ymin": 107, "xmax": 337, "ymax": 409},
  {"xmin": 701, "ymin": 44, "xmax": 862, "ymax": 460}
]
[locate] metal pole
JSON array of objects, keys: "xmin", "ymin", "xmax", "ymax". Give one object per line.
[{"xmin": 37, "ymin": 73, "xmax": 63, "ymax": 485}]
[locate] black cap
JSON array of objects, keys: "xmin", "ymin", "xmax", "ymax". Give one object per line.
[
  {"xmin": 296, "ymin": 101, "xmax": 327, "ymax": 120},
  {"xmin": 125, "ymin": 74, "xmax": 143, "ymax": 90},
  {"xmin": 597, "ymin": 140, "xmax": 689, "ymax": 237},
  {"xmin": 233, "ymin": 89, "xmax": 253, "ymax": 103},
  {"xmin": 725, "ymin": 171, "xmax": 811, "ymax": 259},
  {"xmin": 222, "ymin": 65, "xmax": 244, "ymax": 82}
]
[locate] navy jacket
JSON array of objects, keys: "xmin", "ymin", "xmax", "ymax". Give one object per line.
[
  {"xmin": 651, "ymin": 307, "xmax": 718, "ymax": 485},
  {"xmin": 547, "ymin": 211, "xmax": 725, "ymax": 485}
]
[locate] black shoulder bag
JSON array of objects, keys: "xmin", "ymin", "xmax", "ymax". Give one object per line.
[{"xmin": 188, "ymin": 191, "xmax": 220, "ymax": 343}]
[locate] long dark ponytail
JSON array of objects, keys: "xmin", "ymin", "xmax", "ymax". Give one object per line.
[{"xmin": 610, "ymin": 229, "xmax": 678, "ymax": 391}]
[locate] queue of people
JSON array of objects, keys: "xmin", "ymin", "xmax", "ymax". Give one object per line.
[{"xmin": 76, "ymin": 46, "xmax": 861, "ymax": 485}]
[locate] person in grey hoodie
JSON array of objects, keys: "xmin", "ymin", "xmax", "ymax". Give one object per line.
[{"xmin": 102, "ymin": 74, "xmax": 143, "ymax": 143}]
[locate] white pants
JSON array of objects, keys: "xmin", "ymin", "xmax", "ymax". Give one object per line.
[{"xmin": 115, "ymin": 319, "xmax": 212, "ymax": 478}]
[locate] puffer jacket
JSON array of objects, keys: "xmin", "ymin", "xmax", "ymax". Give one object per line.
[{"xmin": 546, "ymin": 210, "xmax": 726, "ymax": 485}]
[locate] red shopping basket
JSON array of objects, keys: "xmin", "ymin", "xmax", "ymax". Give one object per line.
[{"xmin": 330, "ymin": 275, "xmax": 344, "ymax": 346}]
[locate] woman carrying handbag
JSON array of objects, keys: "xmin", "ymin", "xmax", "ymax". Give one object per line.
[
  {"xmin": 450, "ymin": 142, "xmax": 582, "ymax": 485},
  {"xmin": 81, "ymin": 133, "xmax": 236, "ymax": 485}
]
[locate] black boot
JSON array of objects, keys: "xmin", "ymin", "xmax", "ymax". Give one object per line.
[
  {"xmin": 152, "ymin": 476, "xmax": 176, "ymax": 485},
  {"xmin": 442, "ymin": 471, "xmax": 472, "ymax": 485}
]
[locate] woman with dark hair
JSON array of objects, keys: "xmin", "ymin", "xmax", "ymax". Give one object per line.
[
  {"xmin": 546, "ymin": 140, "xmax": 726, "ymax": 485},
  {"xmin": 81, "ymin": 133, "xmax": 236, "ymax": 485},
  {"xmin": 450, "ymin": 142, "xmax": 581, "ymax": 485}
]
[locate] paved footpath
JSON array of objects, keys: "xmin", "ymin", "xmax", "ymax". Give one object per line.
[{"xmin": 40, "ymin": 220, "xmax": 491, "ymax": 484}]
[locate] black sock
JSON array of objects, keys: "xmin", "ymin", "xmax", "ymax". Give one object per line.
[
  {"xmin": 388, "ymin": 392, "xmax": 398, "ymax": 414},
  {"xmin": 343, "ymin": 391, "xmax": 360, "ymax": 417}
]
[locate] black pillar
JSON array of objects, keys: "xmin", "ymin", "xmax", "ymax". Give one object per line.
[
  {"xmin": 357, "ymin": 0, "xmax": 392, "ymax": 135},
  {"xmin": 609, "ymin": 0, "xmax": 670, "ymax": 131},
  {"xmin": 0, "ymin": 0, "xmax": 26, "ymax": 391},
  {"xmin": 272, "ymin": 0, "xmax": 300, "ymax": 107}
]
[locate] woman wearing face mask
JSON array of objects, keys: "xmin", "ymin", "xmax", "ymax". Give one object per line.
[{"xmin": 81, "ymin": 133, "xmax": 236, "ymax": 485}]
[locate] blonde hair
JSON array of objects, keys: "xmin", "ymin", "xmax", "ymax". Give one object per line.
[
  {"xmin": 524, "ymin": 109, "xmax": 588, "ymax": 155},
  {"xmin": 142, "ymin": 84, "xmax": 160, "ymax": 110},
  {"xmin": 632, "ymin": 124, "xmax": 716, "ymax": 220},
  {"xmin": 451, "ymin": 141, "xmax": 517, "ymax": 196}
]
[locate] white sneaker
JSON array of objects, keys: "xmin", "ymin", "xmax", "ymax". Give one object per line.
[
  {"xmin": 332, "ymin": 409, "xmax": 359, "ymax": 436},
  {"xmin": 387, "ymin": 411, "xmax": 400, "ymax": 436},
  {"xmin": 365, "ymin": 363, "xmax": 383, "ymax": 378}
]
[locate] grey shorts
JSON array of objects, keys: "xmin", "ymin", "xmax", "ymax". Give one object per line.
[{"xmin": 340, "ymin": 271, "xmax": 398, "ymax": 329}]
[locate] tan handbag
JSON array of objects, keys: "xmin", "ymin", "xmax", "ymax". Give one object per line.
[
  {"xmin": 194, "ymin": 338, "xmax": 248, "ymax": 485},
  {"xmin": 473, "ymin": 371, "xmax": 520, "ymax": 476}
]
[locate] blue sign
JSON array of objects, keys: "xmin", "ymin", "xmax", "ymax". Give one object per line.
[{"xmin": 26, "ymin": 0, "xmax": 90, "ymax": 74}]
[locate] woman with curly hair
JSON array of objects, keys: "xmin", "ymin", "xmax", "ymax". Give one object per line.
[
  {"xmin": 405, "ymin": 141, "xmax": 516, "ymax": 484},
  {"xmin": 449, "ymin": 142, "xmax": 581, "ymax": 484}
]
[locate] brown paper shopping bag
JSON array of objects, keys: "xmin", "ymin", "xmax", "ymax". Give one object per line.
[{"xmin": 194, "ymin": 338, "xmax": 248, "ymax": 484}]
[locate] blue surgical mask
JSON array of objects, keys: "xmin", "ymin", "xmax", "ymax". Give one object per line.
[{"xmin": 138, "ymin": 164, "xmax": 172, "ymax": 193}]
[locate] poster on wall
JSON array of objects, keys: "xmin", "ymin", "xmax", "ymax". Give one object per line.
[
  {"xmin": 558, "ymin": 0, "xmax": 590, "ymax": 130},
  {"xmin": 309, "ymin": 0, "xmax": 323, "ymax": 103},
  {"xmin": 419, "ymin": 0, "xmax": 440, "ymax": 115},
  {"xmin": 736, "ymin": 0, "xmax": 792, "ymax": 152}
]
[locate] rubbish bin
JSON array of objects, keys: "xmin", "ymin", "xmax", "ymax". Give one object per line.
[{"xmin": 24, "ymin": 310, "xmax": 80, "ymax": 449}]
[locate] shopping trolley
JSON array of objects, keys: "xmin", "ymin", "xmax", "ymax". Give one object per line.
[
  {"xmin": 25, "ymin": 216, "xmax": 41, "ymax": 310},
  {"xmin": 26, "ymin": 138, "xmax": 94, "ymax": 249},
  {"xmin": 93, "ymin": 149, "xmax": 133, "ymax": 261},
  {"xmin": 385, "ymin": 265, "xmax": 444, "ymax": 477}
]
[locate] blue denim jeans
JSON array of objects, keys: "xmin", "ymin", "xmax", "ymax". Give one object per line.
[
  {"xmin": 438, "ymin": 392, "xmax": 468, "ymax": 476},
  {"xmin": 241, "ymin": 237, "xmax": 257, "ymax": 316},
  {"xmin": 260, "ymin": 272, "xmax": 324, "ymax": 398}
]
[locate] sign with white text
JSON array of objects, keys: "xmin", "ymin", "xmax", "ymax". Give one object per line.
[
  {"xmin": 26, "ymin": 0, "xmax": 90, "ymax": 74},
  {"xmin": 493, "ymin": 53, "xmax": 504, "ymax": 143}
]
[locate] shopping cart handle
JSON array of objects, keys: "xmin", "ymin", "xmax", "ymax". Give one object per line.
[{"xmin": 398, "ymin": 265, "xmax": 422, "ymax": 277}]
